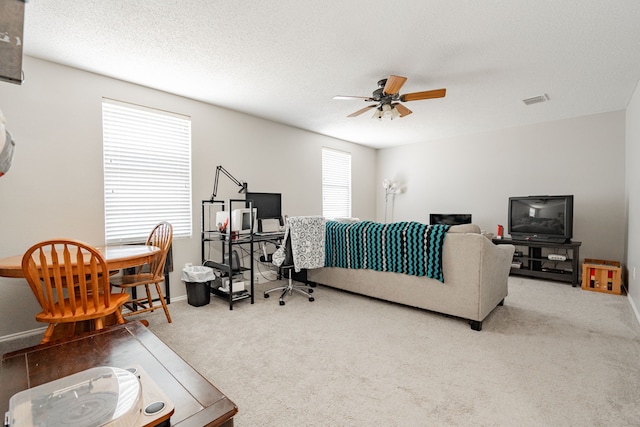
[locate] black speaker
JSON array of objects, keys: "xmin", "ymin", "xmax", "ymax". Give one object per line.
[{"xmin": 0, "ymin": 0, "xmax": 25, "ymax": 85}]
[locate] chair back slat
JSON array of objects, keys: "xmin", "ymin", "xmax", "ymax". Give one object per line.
[
  {"xmin": 64, "ymin": 244, "xmax": 77, "ymax": 315},
  {"xmin": 88, "ymin": 253, "xmax": 104, "ymax": 307},
  {"xmin": 76, "ymin": 246, "xmax": 88, "ymax": 314}
]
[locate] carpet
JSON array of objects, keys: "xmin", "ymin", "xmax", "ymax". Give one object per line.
[
  {"xmin": 140, "ymin": 276, "xmax": 640, "ymax": 426},
  {"xmin": 3, "ymin": 276, "xmax": 638, "ymax": 426}
]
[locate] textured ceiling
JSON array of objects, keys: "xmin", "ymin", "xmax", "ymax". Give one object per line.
[{"xmin": 21, "ymin": 0, "xmax": 640, "ymax": 149}]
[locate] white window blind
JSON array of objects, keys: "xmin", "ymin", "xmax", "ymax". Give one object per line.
[
  {"xmin": 322, "ymin": 148, "xmax": 351, "ymax": 218},
  {"xmin": 102, "ymin": 99, "xmax": 192, "ymax": 244}
]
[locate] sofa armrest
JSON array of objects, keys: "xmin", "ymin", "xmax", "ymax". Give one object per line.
[{"xmin": 478, "ymin": 236, "xmax": 515, "ymax": 319}]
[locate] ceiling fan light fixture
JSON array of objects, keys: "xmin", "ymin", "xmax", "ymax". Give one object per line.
[
  {"xmin": 382, "ymin": 104, "xmax": 393, "ymax": 119},
  {"xmin": 372, "ymin": 108, "xmax": 383, "ymax": 120}
]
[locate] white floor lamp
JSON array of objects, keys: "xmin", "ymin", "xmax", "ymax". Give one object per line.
[{"xmin": 383, "ymin": 179, "xmax": 399, "ymax": 223}]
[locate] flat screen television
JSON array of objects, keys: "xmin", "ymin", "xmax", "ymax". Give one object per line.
[
  {"xmin": 508, "ymin": 195, "xmax": 574, "ymax": 243},
  {"xmin": 245, "ymin": 192, "xmax": 283, "ymax": 232},
  {"xmin": 429, "ymin": 214, "xmax": 472, "ymax": 226}
]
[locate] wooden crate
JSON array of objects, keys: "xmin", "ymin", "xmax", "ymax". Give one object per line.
[{"xmin": 582, "ymin": 259, "xmax": 622, "ymax": 295}]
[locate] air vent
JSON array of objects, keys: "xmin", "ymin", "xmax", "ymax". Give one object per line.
[{"xmin": 523, "ymin": 94, "xmax": 550, "ymax": 106}]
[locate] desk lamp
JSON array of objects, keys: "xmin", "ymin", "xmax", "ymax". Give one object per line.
[{"xmin": 210, "ymin": 165, "xmax": 248, "ymax": 201}]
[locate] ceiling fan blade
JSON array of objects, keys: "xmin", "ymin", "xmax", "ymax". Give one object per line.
[
  {"xmin": 383, "ymin": 75, "xmax": 407, "ymax": 95},
  {"xmin": 333, "ymin": 95, "xmax": 374, "ymax": 101},
  {"xmin": 394, "ymin": 104, "xmax": 412, "ymax": 117},
  {"xmin": 347, "ymin": 105, "xmax": 377, "ymax": 117},
  {"xmin": 400, "ymin": 88, "xmax": 446, "ymax": 102}
]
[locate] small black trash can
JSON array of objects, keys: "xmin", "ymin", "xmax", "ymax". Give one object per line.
[{"xmin": 182, "ymin": 265, "xmax": 215, "ymax": 307}]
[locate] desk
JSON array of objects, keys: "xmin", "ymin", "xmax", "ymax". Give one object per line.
[
  {"xmin": 206, "ymin": 232, "xmax": 285, "ymax": 308},
  {"xmin": 1, "ymin": 321, "xmax": 237, "ymax": 426},
  {"xmin": 0, "ymin": 244, "xmax": 160, "ymax": 279},
  {"xmin": 201, "ymin": 198, "xmax": 286, "ymax": 310}
]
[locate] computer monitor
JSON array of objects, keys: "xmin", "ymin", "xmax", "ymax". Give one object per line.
[
  {"xmin": 215, "ymin": 208, "xmax": 257, "ymax": 234},
  {"xmin": 245, "ymin": 192, "xmax": 283, "ymax": 232},
  {"xmin": 232, "ymin": 208, "xmax": 256, "ymax": 234},
  {"xmin": 429, "ymin": 213, "xmax": 472, "ymax": 226}
]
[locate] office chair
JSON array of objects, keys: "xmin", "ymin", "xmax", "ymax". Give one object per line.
[
  {"xmin": 264, "ymin": 216, "xmax": 325, "ymax": 305},
  {"xmin": 21, "ymin": 239, "xmax": 130, "ymax": 344},
  {"xmin": 263, "ymin": 232, "xmax": 315, "ymax": 305},
  {"xmin": 111, "ymin": 222, "xmax": 173, "ymax": 323}
]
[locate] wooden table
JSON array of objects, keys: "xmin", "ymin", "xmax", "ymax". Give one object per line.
[
  {"xmin": 1, "ymin": 321, "xmax": 237, "ymax": 426},
  {"xmin": 0, "ymin": 244, "xmax": 160, "ymax": 279}
]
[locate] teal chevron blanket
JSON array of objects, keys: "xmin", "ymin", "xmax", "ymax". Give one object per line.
[{"xmin": 324, "ymin": 221, "xmax": 450, "ymax": 282}]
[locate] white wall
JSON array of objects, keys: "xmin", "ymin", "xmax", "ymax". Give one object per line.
[
  {"xmin": 0, "ymin": 56, "xmax": 376, "ymax": 337},
  {"xmin": 377, "ymin": 111, "xmax": 627, "ymax": 264},
  {"xmin": 0, "ymin": 56, "xmax": 635, "ymax": 339},
  {"xmin": 626, "ymin": 79, "xmax": 640, "ymax": 316}
]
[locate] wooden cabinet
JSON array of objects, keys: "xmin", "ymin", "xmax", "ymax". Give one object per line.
[
  {"xmin": 492, "ymin": 238, "xmax": 582, "ymax": 287},
  {"xmin": 582, "ymin": 259, "xmax": 622, "ymax": 294}
]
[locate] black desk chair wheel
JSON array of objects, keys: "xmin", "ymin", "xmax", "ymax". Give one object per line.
[{"xmin": 264, "ymin": 266, "xmax": 314, "ymax": 305}]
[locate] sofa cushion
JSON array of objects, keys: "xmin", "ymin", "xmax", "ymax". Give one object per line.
[{"xmin": 448, "ymin": 224, "xmax": 481, "ymax": 234}]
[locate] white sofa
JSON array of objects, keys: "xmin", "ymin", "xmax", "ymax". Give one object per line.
[{"xmin": 307, "ymin": 224, "xmax": 515, "ymax": 331}]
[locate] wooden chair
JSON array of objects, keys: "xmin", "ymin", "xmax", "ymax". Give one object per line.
[
  {"xmin": 111, "ymin": 222, "xmax": 173, "ymax": 323},
  {"xmin": 21, "ymin": 239, "xmax": 130, "ymax": 344}
]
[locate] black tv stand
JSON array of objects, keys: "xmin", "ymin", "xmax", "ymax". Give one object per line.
[
  {"xmin": 492, "ymin": 238, "xmax": 582, "ymax": 287},
  {"xmin": 512, "ymin": 237, "xmax": 569, "ymax": 244}
]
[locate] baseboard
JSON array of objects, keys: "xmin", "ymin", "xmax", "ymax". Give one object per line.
[
  {"xmin": 0, "ymin": 297, "xmax": 190, "ymax": 343},
  {"xmin": 627, "ymin": 290, "xmax": 640, "ymax": 326},
  {"xmin": 0, "ymin": 326, "xmax": 46, "ymax": 343},
  {"xmin": 170, "ymin": 294, "xmax": 187, "ymax": 303},
  {"xmin": 253, "ymin": 271, "xmax": 277, "ymax": 284}
]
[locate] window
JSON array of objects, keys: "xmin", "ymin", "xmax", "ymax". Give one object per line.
[
  {"xmin": 102, "ymin": 99, "xmax": 192, "ymax": 244},
  {"xmin": 322, "ymin": 148, "xmax": 351, "ymax": 218}
]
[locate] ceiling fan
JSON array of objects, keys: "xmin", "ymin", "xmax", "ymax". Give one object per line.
[{"xmin": 334, "ymin": 75, "xmax": 446, "ymax": 119}]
